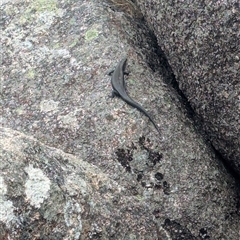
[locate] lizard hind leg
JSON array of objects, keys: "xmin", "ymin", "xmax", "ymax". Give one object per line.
[{"xmin": 111, "ymin": 89, "xmax": 120, "ymax": 98}]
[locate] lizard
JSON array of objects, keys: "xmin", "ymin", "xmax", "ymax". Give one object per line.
[{"xmin": 109, "ymin": 57, "xmax": 160, "ymax": 134}]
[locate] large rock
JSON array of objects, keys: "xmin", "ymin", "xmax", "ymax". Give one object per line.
[
  {"xmin": 136, "ymin": 0, "xmax": 240, "ymax": 175},
  {"xmin": 1, "ymin": 0, "xmax": 240, "ymax": 239},
  {"xmin": 0, "ymin": 127, "xmax": 161, "ymax": 239}
]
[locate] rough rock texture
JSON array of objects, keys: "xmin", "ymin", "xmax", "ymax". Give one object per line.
[
  {"xmin": 1, "ymin": 0, "xmax": 240, "ymax": 239},
  {"xmin": 136, "ymin": 0, "xmax": 240, "ymax": 175},
  {"xmin": 0, "ymin": 127, "xmax": 162, "ymax": 239}
]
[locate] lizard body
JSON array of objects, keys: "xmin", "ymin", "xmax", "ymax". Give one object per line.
[{"xmin": 110, "ymin": 57, "xmax": 160, "ymax": 134}]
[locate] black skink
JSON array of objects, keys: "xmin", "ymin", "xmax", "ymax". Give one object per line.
[{"xmin": 110, "ymin": 57, "xmax": 160, "ymax": 134}]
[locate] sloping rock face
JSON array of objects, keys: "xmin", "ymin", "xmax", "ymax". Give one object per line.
[
  {"xmin": 136, "ymin": 0, "xmax": 240, "ymax": 175},
  {"xmin": 1, "ymin": 0, "xmax": 240, "ymax": 239},
  {"xmin": 0, "ymin": 127, "xmax": 161, "ymax": 239}
]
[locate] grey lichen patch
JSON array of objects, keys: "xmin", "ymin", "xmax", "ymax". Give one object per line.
[
  {"xmin": 0, "ymin": 176, "xmax": 16, "ymax": 226},
  {"xmin": 28, "ymin": 0, "xmax": 58, "ymax": 12},
  {"xmin": 85, "ymin": 29, "xmax": 99, "ymax": 41},
  {"xmin": 15, "ymin": 106, "xmax": 27, "ymax": 116},
  {"xmin": 57, "ymin": 112, "xmax": 79, "ymax": 130},
  {"xmin": 0, "ymin": 176, "xmax": 8, "ymax": 196},
  {"xmin": 0, "ymin": 199, "xmax": 15, "ymax": 227},
  {"xmin": 25, "ymin": 165, "xmax": 51, "ymax": 208},
  {"xmin": 40, "ymin": 99, "xmax": 59, "ymax": 113}
]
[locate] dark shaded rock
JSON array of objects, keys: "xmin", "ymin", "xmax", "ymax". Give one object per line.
[
  {"xmin": 163, "ymin": 219, "xmax": 198, "ymax": 240},
  {"xmin": 136, "ymin": 0, "xmax": 240, "ymax": 175}
]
